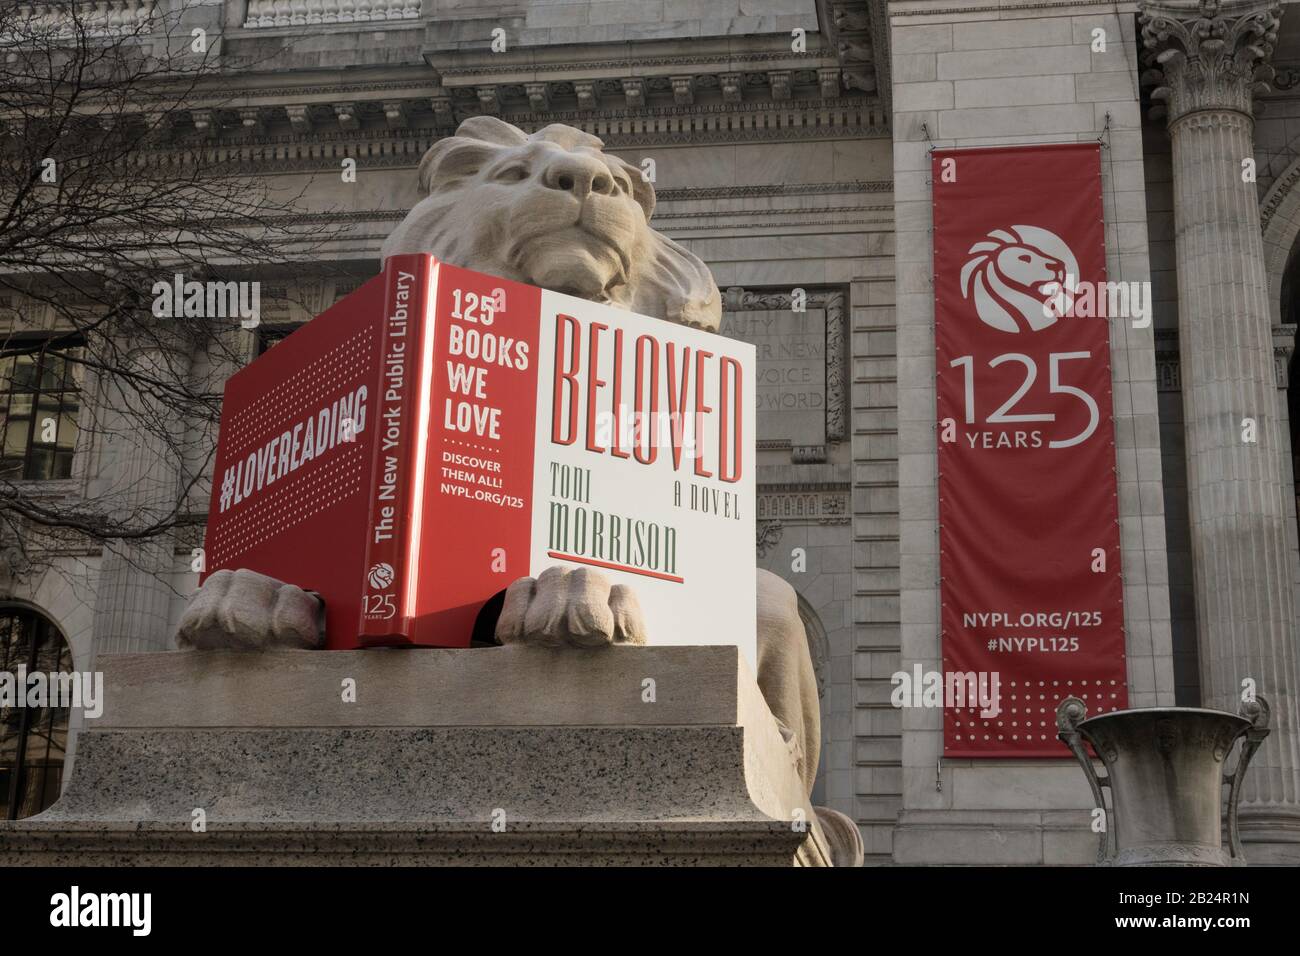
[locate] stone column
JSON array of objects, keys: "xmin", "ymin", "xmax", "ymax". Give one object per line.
[
  {"xmin": 1142, "ymin": 0, "xmax": 1300, "ymax": 860},
  {"xmin": 90, "ymin": 338, "xmax": 191, "ymax": 657}
]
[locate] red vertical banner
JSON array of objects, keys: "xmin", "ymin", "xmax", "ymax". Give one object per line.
[{"xmin": 932, "ymin": 144, "xmax": 1127, "ymax": 757}]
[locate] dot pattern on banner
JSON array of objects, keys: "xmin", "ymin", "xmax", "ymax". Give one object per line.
[
  {"xmin": 223, "ymin": 327, "xmax": 375, "ymax": 460},
  {"xmin": 209, "ymin": 444, "xmax": 364, "ymax": 566},
  {"xmin": 444, "ymin": 438, "xmax": 496, "ymax": 453},
  {"xmin": 945, "ymin": 677, "xmax": 1125, "ymax": 751}
]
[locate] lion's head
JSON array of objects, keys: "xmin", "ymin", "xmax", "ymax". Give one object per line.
[
  {"xmin": 960, "ymin": 225, "xmax": 1079, "ymax": 333},
  {"xmin": 382, "ymin": 116, "xmax": 721, "ymax": 331}
]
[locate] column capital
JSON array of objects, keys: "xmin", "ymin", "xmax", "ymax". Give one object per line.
[{"xmin": 1139, "ymin": 0, "xmax": 1282, "ymax": 124}]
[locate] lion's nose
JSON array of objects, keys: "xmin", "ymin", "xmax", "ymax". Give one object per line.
[{"xmin": 540, "ymin": 153, "xmax": 615, "ymax": 199}]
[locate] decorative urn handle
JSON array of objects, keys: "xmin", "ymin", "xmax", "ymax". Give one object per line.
[
  {"xmin": 1225, "ymin": 696, "xmax": 1271, "ymax": 863},
  {"xmin": 1056, "ymin": 696, "xmax": 1111, "ymax": 864}
]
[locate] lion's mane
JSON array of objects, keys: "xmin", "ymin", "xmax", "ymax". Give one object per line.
[{"xmin": 381, "ymin": 116, "xmax": 722, "ymax": 331}]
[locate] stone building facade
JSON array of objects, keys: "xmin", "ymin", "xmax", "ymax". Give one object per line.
[{"xmin": 2, "ymin": 0, "xmax": 1299, "ymax": 864}]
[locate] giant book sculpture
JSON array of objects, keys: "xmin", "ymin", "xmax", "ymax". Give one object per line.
[{"xmin": 203, "ymin": 255, "xmax": 758, "ymax": 664}]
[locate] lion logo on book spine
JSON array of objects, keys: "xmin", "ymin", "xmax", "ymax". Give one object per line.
[
  {"xmin": 367, "ymin": 562, "xmax": 394, "ymax": 590},
  {"xmin": 960, "ymin": 225, "xmax": 1080, "ymax": 333}
]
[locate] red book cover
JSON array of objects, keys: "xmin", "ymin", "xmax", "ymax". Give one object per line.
[{"xmin": 203, "ymin": 255, "xmax": 758, "ymax": 667}]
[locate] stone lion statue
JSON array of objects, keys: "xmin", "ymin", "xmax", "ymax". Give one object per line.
[
  {"xmin": 179, "ymin": 116, "xmax": 861, "ymax": 866},
  {"xmin": 381, "ymin": 117, "xmax": 720, "ymax": 330}
]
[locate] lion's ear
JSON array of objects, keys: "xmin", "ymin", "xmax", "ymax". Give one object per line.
[
  {"xmin": 417, "ymin": 117, "xmax": 528, "ymax": 194},
  {"xmin": 455, "ymin": 116, "xmax": 531, "ymax": 148},
  {"xmin": 632, "ymin": 232, "xmax": 722, "ymax": 332}
]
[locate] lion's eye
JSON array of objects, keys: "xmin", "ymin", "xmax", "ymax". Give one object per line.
[{"xmin": 492, "ymin": 165, "xmax": 530, "ymax": 183}]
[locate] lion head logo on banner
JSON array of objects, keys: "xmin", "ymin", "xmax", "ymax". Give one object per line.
[{"xmin": 960, "ymin": 225, "xmax": 1080, "ymax": 333}]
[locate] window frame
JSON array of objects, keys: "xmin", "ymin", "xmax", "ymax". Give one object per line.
[
  {"xmin": 0, "ymin": 605, "xmax": 73, "ymax": 821},
  {"xmin": 0, "ymin": 334, "xmax": 86, "ymax": 482}
]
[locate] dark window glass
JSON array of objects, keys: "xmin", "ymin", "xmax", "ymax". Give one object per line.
[
  {"xmin": 0, "ymin": 339, "xmax": 83, "ymax": 481},
  {"xmin": 0, "ymin": 608, "xmax": 72, "ymax": 820},
  {"xmin": 256, "ymin": 325, "xmax": 299, "ymax": 356}
]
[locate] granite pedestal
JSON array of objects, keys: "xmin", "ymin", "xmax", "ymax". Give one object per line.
[{"xmin": 0, "ymin": 645, "xmax": 830, "ymax": 866}]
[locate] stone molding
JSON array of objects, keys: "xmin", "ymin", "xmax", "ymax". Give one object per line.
[
  {"xmin": 757, "ymin": 485, "xmax": 851, "ymax": 527},
  {"xmin": 722, "ymin": 286, "xmax": 848, "ymax": 447},
  {"xmin": 242, "ymin": 0, "xmax": 419, "ymax": 27},
  {"xmin": 659, "ymin": 181, "xmax": 891, "ymax": 200},
  {"xmin": 1259, "ymin": 151, "xmax": 1300, "ymax": 233},
  {"xmin": 102, "ymin": 98, "xmax": 887, "ymax": 173},
  {"xmin": 1258, "ymin": 153, "xmax": 1300, "ymax": 325},
  {"xmin": 436, "ymin": 69, "xmax": 849, "ymax": 115},
  {"xmin": 432, "ymin": 48, "xmax": 833, "ymax": 80},
  {"xmin": 892, "ymin": 0, "xmax": 1131, "ymax": 13}
]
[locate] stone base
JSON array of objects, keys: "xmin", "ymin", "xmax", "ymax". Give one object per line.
[
  {"xmin": 894, "ymin": 808, "xmax": 1300, "ymax": 866},
  {"xmin": 1238, "ymin": 807, "xmax": 1300, "ymax": 865},
  {"xmin": 892, "ymin": 809, "xmax": 1099, "ymax": 866},
  {"xmin": 5, "ymin": 821, "xmax": 816, "ymax": 866},
  {"xmin": 0, "ymin": 646, "xmax": 830, "ymax": 866}
]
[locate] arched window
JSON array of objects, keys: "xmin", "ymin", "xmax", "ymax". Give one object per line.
[{"xmin": 0, "ymin": 607, "xmax": 72, "ymax": 820}]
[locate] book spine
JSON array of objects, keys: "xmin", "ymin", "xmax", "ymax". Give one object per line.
[{"xmin": 358, "ymin": 255, "xmax": 438, "ymax": 644}]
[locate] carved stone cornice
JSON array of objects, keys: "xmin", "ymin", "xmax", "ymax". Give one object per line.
[
  {"xmin": 655, "ymin": 182, "xmax": 890, "ymax": 201},
  {"xmin": 97, "ymin": 99, "xmax": 888, "ymax": 174},
  {"xmin": 816, "ymin": 1, "xmax": 885, "ymax": 102},
  {"xmin": 1139, "ymin": 0, "xmax": 1282, "ymax": 124},
  {"xmin": 206, "ymin": 186, "xmax": 886, "ymax": 229},
  {"xmin": 333, "ymin": 103, "xmax": 359, "ymax": 131},
  {"xmin": 433, "ymin": 48, "xmax": 826, "ymax": 80}
]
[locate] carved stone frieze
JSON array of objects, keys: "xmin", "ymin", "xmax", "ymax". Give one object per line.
[{"xmin": 757, "ymin": 485, "xmax": 851, "ymax": 526}]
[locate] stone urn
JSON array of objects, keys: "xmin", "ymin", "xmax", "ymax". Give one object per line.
[{"xmin": 1056, "ymin": 696, "xmax": 1270, "ymax": 866}]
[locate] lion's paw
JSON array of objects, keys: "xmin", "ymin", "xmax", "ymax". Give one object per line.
[
  {"xmin": 176, "ymin": 568, "xmax": 324, "ymax": 650},
  {"xmin": 495, "ymin": 566, "xmax": 646, "ymax": 648}
]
